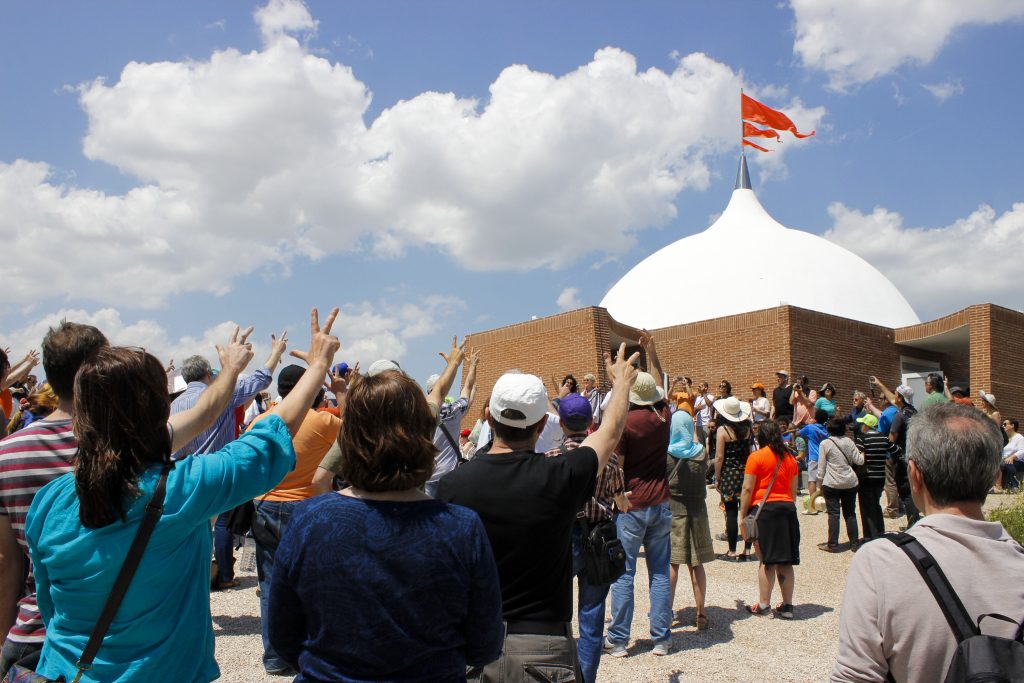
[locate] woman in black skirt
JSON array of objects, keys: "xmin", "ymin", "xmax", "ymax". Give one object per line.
[{"xmin": 739, "ymin": 420, "xmax": 801, "ymax": 619}]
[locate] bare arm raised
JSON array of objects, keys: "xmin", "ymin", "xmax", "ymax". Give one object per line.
[
  {"xmin": 581, "ymin": 343, "xmax": 640, "ymax": 471},
  {"xmin": 269, "ymin": 308, "xmax": 340, "ymax": 436}
]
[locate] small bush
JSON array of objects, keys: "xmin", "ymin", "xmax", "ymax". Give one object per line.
[{"xmin": 988, "ymin": 496, "xmax": 1024, "ymax": 545}]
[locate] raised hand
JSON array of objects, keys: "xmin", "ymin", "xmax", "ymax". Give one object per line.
[
  {"xmin": 440, "ymin": 336, "xmax": 466, "ymax": 368},
  {"xmin": 216, "ymin": 325, "xmax": 255, "ymax": 376},
  {"xmin": 271, "ymin": 330, "xmax": 288, "ymax": 356},
  {"xmin": 606, "ymin": 342, "xmax": 640, "ymax": 389},
  {"xmin": 305, "ymin": 308, "xmax": 341, "ymax": 369}
]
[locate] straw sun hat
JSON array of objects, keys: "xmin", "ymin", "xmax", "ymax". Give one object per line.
[
  {"xmin": 629, "ymin": 372, "xmax": 666, "ymax": 406},
  {"xmin": 713, "ymin": 396, "xmax": 752, "ymax": 422}
]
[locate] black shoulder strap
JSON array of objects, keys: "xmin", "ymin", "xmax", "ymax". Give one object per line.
[
  {"xmin": 438, "ymin": 421, "xmax": 460, "ymax": 455},
  {"xmin": 885, "ymin": 532, "xmax": 977, "ymax": 643},
  {"xmin": 75, "ymin": 463, "xmax": 172, "ymax": 679}
]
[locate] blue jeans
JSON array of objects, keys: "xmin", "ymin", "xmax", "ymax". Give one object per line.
[
  {"xmin": 573, "ymin": 526, "xmax": 610, "ymax": 683},
  {"xmin": 253, "ymin": 499, "xmax": 297, "ymax": 673},
  {"xmin": 607, "ymin": 503, "xmax": 672, "ymax": 646},
  {"xmin": 214, "ymin": 511, "xmax": 234, "ymax": 583}
]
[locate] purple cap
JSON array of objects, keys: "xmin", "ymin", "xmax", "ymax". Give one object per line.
[{"xmin": 558, "ymin": 392, "xmax": 593, "ymax": 431}]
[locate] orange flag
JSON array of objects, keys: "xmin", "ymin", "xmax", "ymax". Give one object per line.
[
  {"xmin": 742, "ymin": 93, "xmax": 815, "ymax": 139},
  {"xmin": 743, "ymin": 139, "xmax": 772, "ymax": 153},
  {"xmin": 743, "ymin": 122, "xmax": 780, "ymax": 141}
]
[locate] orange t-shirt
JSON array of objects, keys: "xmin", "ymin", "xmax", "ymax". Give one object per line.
[
  {"xmin": 251, "ymin": 409, "xmax": 340, "ymax": 501},
  {"xmin": 1, "ymin": 389, "xmax": 12, "ymax": 419},
  {"xmin": 671, "ymin": 391, "xmax": 694, "ymax": 417},
  {"xmin": 744, "ymin": 445, "xmax": 799, "ymax": 504}
]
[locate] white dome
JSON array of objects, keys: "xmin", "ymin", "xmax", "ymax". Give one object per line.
[{"xmin": 600, "ymin": 185, "xmax": 920, "ymax": 330}]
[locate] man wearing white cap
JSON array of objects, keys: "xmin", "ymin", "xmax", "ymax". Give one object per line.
[{"xmin": 438, "ymin": 345, "xmax": 639, "ymax": 680}]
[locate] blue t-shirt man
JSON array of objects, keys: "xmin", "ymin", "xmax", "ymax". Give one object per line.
[
  {"xmin": 878, "ymin": 405, "xmax": 899, "ymax": 436},
  {"xmin": 799, "ymin": 422, "xmax": 829, "ymax": 463}
]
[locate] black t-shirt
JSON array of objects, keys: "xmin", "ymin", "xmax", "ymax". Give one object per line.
[
  {"xmin": 437, "ymin": 446, "xmax": 599, "ymax": 622},
  {"xmin": 889, "ymin": 404, "xmax": 918, "ymax": 456},
  {"xmin": 773, "ymin": 385, "xmax": 794, "ymax": 419}
]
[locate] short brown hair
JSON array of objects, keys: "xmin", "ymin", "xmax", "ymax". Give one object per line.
[
  {"xmin": 42, "ymin": 321, "xmax": 108, "ymax": 399},
  {"xmin": 339, "ymin": 370, "xmax": 436, "ymax": 492}
]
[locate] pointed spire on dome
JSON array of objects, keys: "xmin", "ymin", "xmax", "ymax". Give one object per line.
[{"xmin": 735, "ymin": 154, "xmax": 752, "ymax": 190}]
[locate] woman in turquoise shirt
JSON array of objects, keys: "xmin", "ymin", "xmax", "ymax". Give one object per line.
[
  {"xmin": 814, "ymin": 383, "xmax": 838, "ymax": 418},
  {"xmin": 25, "ymin": 309, "xmax": 340, "ymax": 683}
]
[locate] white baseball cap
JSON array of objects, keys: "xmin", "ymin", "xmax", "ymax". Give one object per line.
[
  {"xmin": 896, "ymin": 384, "xmax": 915, "ymax": 402},
  {"xmin": 367, "ymin": 359, "xmax": 402, "ymax": 377},
  {"xmin": 489, "ymin": 373, "xmax": 548, "ymax": 428},
  {"xmin": 425, "ymin": 373, "xmax": 441, "ymax": 392}
]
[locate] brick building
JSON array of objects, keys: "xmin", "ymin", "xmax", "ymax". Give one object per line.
[{"xmin": 465, "ymin": 158, "xmax": 1024, "ymax": 425}]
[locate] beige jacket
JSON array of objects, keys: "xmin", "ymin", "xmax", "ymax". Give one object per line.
[{"xmin": 831, "ymin": 513, "xmax": 1024, "ymax": 683}]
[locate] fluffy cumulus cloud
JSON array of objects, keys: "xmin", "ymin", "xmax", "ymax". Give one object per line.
[
  {"xmin": 0, "ymin": 0, "xmax": 823, "ymax": 310},
  {"xmin": 0, "ymin": 295, "xmax": 463, "ymax": 380},
  {"xmin": 790, "ymin": 0, "xmax": 1024, "ymax": 90},
  {"xmin": 823, "ymin": 202, "xmax": 1024, "ymax": 318},
  {"xmin": 556, "ymin": 287, "xmax": 583, "ymax": 311}
]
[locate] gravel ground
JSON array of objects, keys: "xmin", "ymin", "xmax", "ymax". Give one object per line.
[{"xmin": 211, "ymin": 492, "xmax": 1022, "ymax": 682}]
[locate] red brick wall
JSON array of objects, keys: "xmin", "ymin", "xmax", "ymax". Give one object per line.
[
  {"xmin": 464, "ymin": 303, "xmax": 1024, "ymax": 429},
  {"xmin": 464, "ymin": 308, "xmax": 608, "ymax": 428},
  {"xmin": 986, "ymin": 305, "xmax": 1024, "ymax": 423},
  {"xmin": 648, "ymin": 307, "xmax": 790, "ymax": 403}
]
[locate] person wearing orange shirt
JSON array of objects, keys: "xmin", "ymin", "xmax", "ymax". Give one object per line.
[
  {"xmin": 248, "ymin": 364, "xmax": 341, "ymax": 677},
  {"xmin": 739, "ymin": 420, "xmax": 801, "ymax": 620}
]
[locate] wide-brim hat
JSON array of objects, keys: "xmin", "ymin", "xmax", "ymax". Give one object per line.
[
  {"xmin": 629, "ymin": 372, "xmax": 666, "ymax": 406},
  {"xmin": 979, "ymin": 390, "xmax": 996, "ymax": 406},
  {"xmin": 713, "ymin": 396, "xmax": 751, "ymax": 422}
]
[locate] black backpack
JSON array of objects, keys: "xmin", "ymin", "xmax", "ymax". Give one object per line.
[{"xmin": 886, "ymin": 532, "xmax": 1024, "ymax": 683}]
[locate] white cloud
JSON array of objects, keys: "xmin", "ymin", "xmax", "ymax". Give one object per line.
[
  {"xmin": 0, "ymin": 308, "xmax": 256, "ymax": 372},
  {"xmin": 790, "ymin": 0, "xmax": 1024, "ymax": 90},
  {"xmin": 823, "ymin": 202, "xmax": 1024, "ymax": 318},
  {"xmin": 1, "ymin": 0, "xmax": 823, "ymax": 311},
  {"xmin": 922, "ymin": 79, "xmax": 964, "ymax": 102},
  {"xmin": 254, "ymin": 0, "xmax": 317, "ymax": 42},
  {"xmin": 0, "ymin": 295, "xmax": 463, "ymax": 382},
  {"xmin": 556, "ymin": 287, "xmax": 583, "ymax": 311}
]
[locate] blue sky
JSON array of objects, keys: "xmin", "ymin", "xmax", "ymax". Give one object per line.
[{"xmin": 2, "ymin": 0, "xmax": 1022, "ymax": 386}]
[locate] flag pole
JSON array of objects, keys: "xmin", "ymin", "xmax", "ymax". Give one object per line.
[{"xmin": 739, "ymin": 87, "xmax": 744, "ymax": 158}]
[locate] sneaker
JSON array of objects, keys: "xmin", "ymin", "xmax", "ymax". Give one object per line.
[
  {"xmin": 603, "ymin": 637, "xmax": 627, "ymax": 658},
  {"xmin": 652, "ymin": 641, "xmax": 671, "ymax": 656},
  {"xmin": 715, "ymin": 532, "xmax": 728, "ymax": 541}
]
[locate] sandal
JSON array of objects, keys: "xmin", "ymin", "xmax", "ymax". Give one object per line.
[
  {"xmin": 746, "ymin": 602, "xmax": 771, "ymax": 616},
  {"xmin": 696, "ymin": 613, "xmax": 709, "ymax": 630},
  {"xmin": 774, "ymin": 603, "xmax": 795, "ymax": 620}
]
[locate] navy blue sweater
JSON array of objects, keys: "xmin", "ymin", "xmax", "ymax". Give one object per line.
[{"xmin": 269, "ymin": 494, "xmax": 503, "ymax": 682}]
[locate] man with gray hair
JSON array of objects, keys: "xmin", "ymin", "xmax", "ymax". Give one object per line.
[{"xmin": 832, "ymin": 403, "xmax": 1024, "ymax": 683}]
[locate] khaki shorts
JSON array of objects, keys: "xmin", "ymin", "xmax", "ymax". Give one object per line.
[{"xmin": 671, "ymin": 509, "xmax": 716, "ymax": 567}]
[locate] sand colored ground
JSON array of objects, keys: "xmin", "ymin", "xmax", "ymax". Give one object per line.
[{"xmin": 211, "ymin": 493, "xmax": 1021, "ymax": 682}]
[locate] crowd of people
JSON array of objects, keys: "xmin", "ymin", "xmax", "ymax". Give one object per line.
[{"xmin": 0, "ymin": 316, "xmax": 1021, "ymax": 683}]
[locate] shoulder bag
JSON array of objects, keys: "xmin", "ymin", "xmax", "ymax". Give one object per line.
[
  {"xmin": 4, "ymin": 464, "xmax": 172, "ymax": 683},
  {"xmin": 741, "ymin": 455, "xmax": 782, "ymax": 542},
  {"xmin": 558, "ymin": 443, "xmax": 626, "ymax": 586}
]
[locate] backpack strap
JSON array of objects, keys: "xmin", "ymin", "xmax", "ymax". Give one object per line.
[{"xmin": 885, "ymin": 532, "xmax": 977, "ymax": 643}]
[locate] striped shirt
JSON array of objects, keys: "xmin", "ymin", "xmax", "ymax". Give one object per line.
[
  {"xmin": 545, "ymin": 435, "xmax": 624, "ymax": 523},
  {"xmin": 169, "ymin": 368, "xmax": 271, "ymax": 458},
  {"xmin": 857, "ymin": 429, "xmax": 898, "ymax": 487},
  {"xmin": 0, "ymin": 419, "xmax": 76, "ymax": 643}
]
